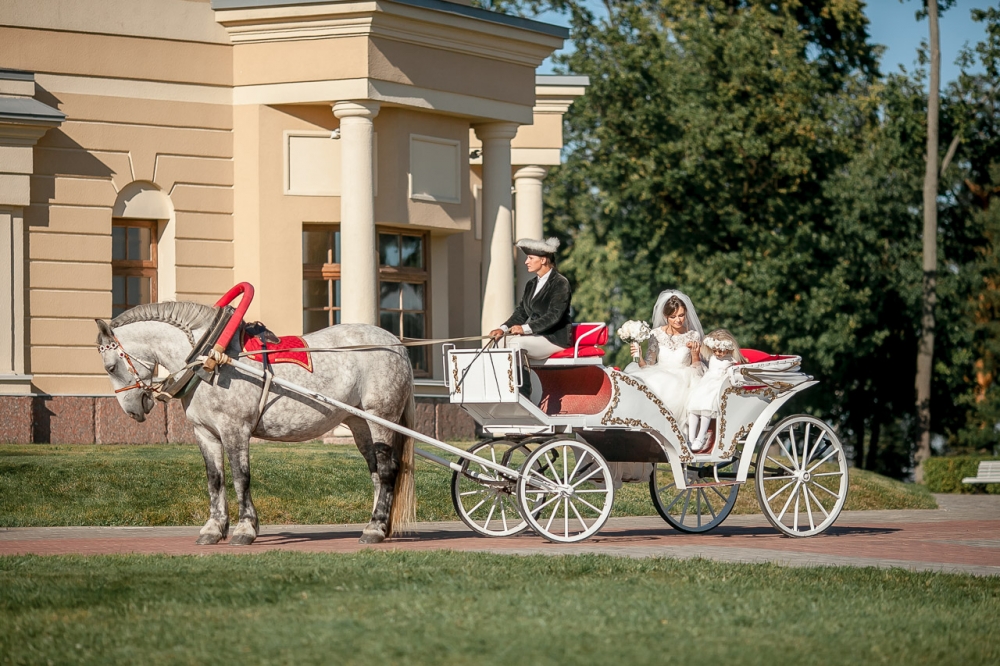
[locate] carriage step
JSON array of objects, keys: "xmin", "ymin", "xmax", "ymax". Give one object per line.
[{"xmin": 686, "ymin": 481, "xmax": 740, "ymax": 488}]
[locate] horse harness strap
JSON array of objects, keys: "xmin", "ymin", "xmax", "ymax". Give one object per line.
[
  {"xmin": 245, "ymin": 321, "xmax": 279, "ymax": 431},
  {"xmin": 98, "ymin": 335, "xmax": 160, "ymax": 395}
]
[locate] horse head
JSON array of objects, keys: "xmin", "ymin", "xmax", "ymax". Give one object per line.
[{"xmin": 95, "ymin": 318, "xmax": 157, "ymax": 422}]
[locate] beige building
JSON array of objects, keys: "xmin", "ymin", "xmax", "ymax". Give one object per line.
[{"xmin": 0, "ymin": 0, "xmax": 587, "ymax": 440}]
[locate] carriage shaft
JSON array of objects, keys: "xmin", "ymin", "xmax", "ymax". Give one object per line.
[{"xmin": 222, "ymin": 358, "xmax": 520, "ymax": 481}]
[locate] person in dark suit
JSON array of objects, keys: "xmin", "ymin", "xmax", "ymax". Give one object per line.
[{"xmin": 488, "ymin": 237, "xmax": 573, "ymax": 359}]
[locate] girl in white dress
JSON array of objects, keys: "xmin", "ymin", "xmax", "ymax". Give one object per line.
[
  {"xmin": 626, "ymin": 291, "xmax": 705, "ymax": 423},
  {"xmin": 686, "ymin": 329, "xmax": 746, "ymax": 451}
]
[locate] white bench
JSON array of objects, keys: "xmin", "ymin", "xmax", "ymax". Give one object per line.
[{"xmin": 962, "ymin": 460, "xmax": 1000, "ymax": 485}]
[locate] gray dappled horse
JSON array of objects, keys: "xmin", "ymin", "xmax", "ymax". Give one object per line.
[{"xmin": 95, "ymin": 302, "xmax": 415, "ymax": 545}]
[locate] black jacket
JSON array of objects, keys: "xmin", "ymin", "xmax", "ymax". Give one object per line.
[{"xmin": 504, "ymin": 270, "xmax": 573, "ymax": 348}]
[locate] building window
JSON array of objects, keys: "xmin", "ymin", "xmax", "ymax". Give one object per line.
[
  {"xmin": 302, "ymin": 224, "xmax": 341, "ymax": 333},
  {"xmin": 302, "ymin": 225, "xmax": 429, "ymax": 376},
  {"xmin": 111, "ymin": 219, "xmax": 157, "ymax": 317},
  {"xmin": 379, "ymin": 231, "xmax": 429, "ymax": 375}
]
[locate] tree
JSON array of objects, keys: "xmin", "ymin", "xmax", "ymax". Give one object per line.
[
  {"xmin": 479, "ymin": 0, "xmax": 1000, "ymax": 472},
  {"xmin": 912, "ymin": 0, "xmax": 954, "ymax": 482}
]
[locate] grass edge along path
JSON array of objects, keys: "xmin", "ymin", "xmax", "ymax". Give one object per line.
[
  {"xmin": 0, "ymin": 443, "xmax": 937, "ymax": 528},
  {"xmin": 1, "ymin": 551, "xmax": 997, "ymax": 665}
]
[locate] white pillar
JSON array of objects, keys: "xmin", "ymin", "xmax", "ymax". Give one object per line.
[
  {"xmin": 474, "ymin": 122, "xmax": 519, "ymax": 336},
  {"xmin": 513, "ymin": 165, "xmax": 548, "ymax": 297},
  {"xmin": 333, "ymin": 100, "xmax": 380, "ymax": 325}
]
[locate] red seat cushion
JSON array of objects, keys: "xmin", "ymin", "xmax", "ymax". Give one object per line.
[
  {"xmin": 573, "ymin": 323, "xmax": 609, "ymax": 345},
  {"xmin": 740, "ymin": 348, "xmax": 794, "ymax": 364},
  {"xmin": 549, "ymin": 346, "xmax": 606, "ymax": 358}
]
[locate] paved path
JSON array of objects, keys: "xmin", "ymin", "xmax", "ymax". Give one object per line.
[{"xmin": 2, "ymin": 495, "xmax": 998, "ymax": 576}]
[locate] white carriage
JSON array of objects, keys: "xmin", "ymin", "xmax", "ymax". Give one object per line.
[{"xmin": 443, "ymin": 324, "xmax": 849, "ymax": 543}]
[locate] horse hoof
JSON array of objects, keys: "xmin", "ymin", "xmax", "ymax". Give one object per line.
[
  {"xmin": 229, "ymin": 533, "xmax": 256, "ymax": 546},
  {"xmin": 359, "ymin": 530, "xmax": 385, "ymax": 544},
  {"xmin": 196, "ymin": 533, "xmax": 223, "ymax": 546}
]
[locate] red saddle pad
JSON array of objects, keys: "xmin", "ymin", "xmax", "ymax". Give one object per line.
[{"xmin": 241, "ymin": 333, "xmax": 313, "ymax": 372}]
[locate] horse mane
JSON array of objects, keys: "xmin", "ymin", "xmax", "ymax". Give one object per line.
[{"xmin": 110, "ymin": 302, "xmax": 220, "ymax": 347}]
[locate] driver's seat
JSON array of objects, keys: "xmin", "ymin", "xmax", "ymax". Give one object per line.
[{"xmin": 536, "ymin": 323, "xmax": 607, "ymax": 366}]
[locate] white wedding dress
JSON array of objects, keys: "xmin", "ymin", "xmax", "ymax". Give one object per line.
[{"xmin": 627, "ymin": 328, "xmax": 704, "ymax": 421}]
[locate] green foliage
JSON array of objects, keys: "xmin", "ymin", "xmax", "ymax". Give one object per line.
[
  {"xmin": 1, "ymin": 552, "xmax": 997, "ymax": 664},
  {"xmin": 484, "ymin": 1, "xmax": 1000, "ymax": 475},
  {"xmin": 923, "ymin": 456, "xmax": 1000, "ymax": 494},
  {"xmin": 0, "ymin": 444, "xmax": 936, "ymax": 527}
]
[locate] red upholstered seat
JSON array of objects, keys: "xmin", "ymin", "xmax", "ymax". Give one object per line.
[
  {"xmin": 548, "ymin": 323, "xmax": 608, "ymax": 359},
  {"xmin": 740, "ymin": 348, "xmax": 794, "ymax": 364}
]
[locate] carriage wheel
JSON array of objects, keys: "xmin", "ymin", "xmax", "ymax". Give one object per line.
[
  {"xmin": 649, "ymin": 459, "xmax": 739, "ymax": 533},
  {"xmin": 754, "ymin": 415, "xmax": 849, "ymax": 537},
  {"xmin": 516, "ymin": 438, "xmax": 614, "ymax": 544},
  {"xmin": 451, "ymin": 438, "xmax": 535, "ymax": 537}
]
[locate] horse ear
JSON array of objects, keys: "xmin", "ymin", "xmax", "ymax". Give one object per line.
[{"xmin": 95, "ymin": 319, "xmax": 114, "ymax": 343}]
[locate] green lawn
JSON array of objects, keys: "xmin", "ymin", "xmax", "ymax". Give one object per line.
[
  {"xmin": 0, "ymin": 443, "xmax": 935, "ymax": 528},
  {"xmin": 0, "ymin": 552, "xmax": 996, "ymax": 665}
]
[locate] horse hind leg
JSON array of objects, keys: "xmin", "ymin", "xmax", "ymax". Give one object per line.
[
  {"xmin": 347, "ymin": 416, "xmax": 397, "ymax": 544},
  {"xmin": 194, "ymin": 426, "xmax": 229, "ymax": 545}
]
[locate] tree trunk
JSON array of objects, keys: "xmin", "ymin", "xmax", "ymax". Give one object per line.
[
  {"xmin": 866, "ymin": 415, "xmax": 881, "ymax": 472},
  {"xmin": 914, "ymin": 1, "xmax": 940, "ymax": 483},
  {"xmin": 852, "ymin": 408, "xmax": 866, "ymax": 469}
]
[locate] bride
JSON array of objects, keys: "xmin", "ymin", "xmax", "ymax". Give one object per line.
[{"xmin": 626, "ymin": 290, "xmax": 705, "ymax": 422}]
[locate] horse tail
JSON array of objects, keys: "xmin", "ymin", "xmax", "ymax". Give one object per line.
[{"xmin": 388, "ymin": 389, "xmax": 416, "ymax": 536}]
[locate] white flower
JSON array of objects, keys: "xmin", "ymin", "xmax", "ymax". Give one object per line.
[
  {"xmin": 705, "ymin": 337, "xmax": 735, "ymax": 351},
  {"xmin": 617, "ymin": 320, "xmax": 652, "ymax": 344}
]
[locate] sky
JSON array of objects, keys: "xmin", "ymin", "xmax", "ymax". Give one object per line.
[{"xmin": 536, "ymin": 0, "xmax": 996, "ymax": 84}]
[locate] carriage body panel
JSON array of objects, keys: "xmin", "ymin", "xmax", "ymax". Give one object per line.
[{"xmin": 445, "ymin": 346, "xmax": 817, "ymax": 489}]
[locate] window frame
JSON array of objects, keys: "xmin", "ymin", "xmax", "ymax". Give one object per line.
[
  {"xmin": 111, "ymin": 219, "xmax": 158, "ymax": 316},
  {"xmin": 378, "ymin": 229, "xmax": 430, "ymax": 377},
  {"xmin": 301, "ymin": 223, "xmax": 342, "ymax": 331}
]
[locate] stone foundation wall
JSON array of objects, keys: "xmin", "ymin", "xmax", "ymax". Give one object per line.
[{"xmin": 0, "ymin": 395, "xmax": 476, "ymax": 444}]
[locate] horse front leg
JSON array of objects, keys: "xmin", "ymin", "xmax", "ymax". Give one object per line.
[
  {"xmin": 224, "ymin": 431, "xmax": 259, "ymax": 546},
  {"xmin": 194, "ymin": 426, "xmax": 229, "ymax": 545},
  {"xmin": 347, "ymin": 416, "xmax": 397, "ymax": 544}
]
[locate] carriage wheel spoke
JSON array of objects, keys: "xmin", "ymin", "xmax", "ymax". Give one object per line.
[
  {"xmin": 664, "ymin": 488, "xmax": 687, "ymax": 512},
  {"xmin": 813, "ymin": 482, "xmax": 841, "ymax": 499},
  {"xmin": 483, "ymin": 495, "xmax": 498, "ymax": 529},
  {"xmin": 532, "ymin": 492, "xmax": 562, "ymax": 515},
  {"xmin": 802, "ymin": 423, "xmax": 812, "ymax": 466},
  {"xmin": 499, "ymin": 498, "xmax": 509, "ymax": 531},
  {"xmin": 774, "ymin": 439, "xmax": 798, "ymax": 471},
  {"xmin": 766, "ymin": 480, "xmax": 795, "ymax": 503},
  {"xmin": 467, "ymin": 497, "xmax": 488, "ymax": 516},
  {"xmin": 802, "ymin": 483, "xmax": 816, "ymax": 531},
  {"xmin": 544, "ymin": 452, "xmax": 562, "ymax": 484},
  {"xmin": 679, "ymin": 491, "xmax": 692, "ymax": 524},
  {"xmin": 575, "ymin": 495, "xmax": 605, "ymax": 515},
  {"xmin": 789, "ymin": 428, "xmax": 800, "ymax": 469},
  {"xmin": 571, "ymin": 466, "xmax": 605, "ymax": 488},
  {"xmin": 807, "ymin": 447, "xmax": 838, "ymax": 473},
  {"xmin": 776, "ymin": 481, "xmax": 801, "ymax": 522},
  {"xmin": 702, "ymin": 490, "xmax": 717, "ymax": 520},
  {"xmin": 710, "ymin": 486, "xmax": 730, "ymax": 502},
  {"xmin": 568, "ymin": 449, "xmax": 587, "ymax": 484},
  {"xmin": 766, "ymin": 455, "xmax": 796, "ymax": 476},
  {"xmin": 805, "ymin": 485, "xmax": 830, "ymax": 520},
  {"xmin": 813, "ymin": 471, "xmax": 844, "ymax": 477},
  {"xmin": 792, "ymin": 491, "xmax": 801, "ymax": 531},
  {"xmin": 564, "ymin": 498, "xmax": 570, "ymax": 538},
  {"xmin": 544, "ymin": 497, "xmax": 560, "ymax": 532},
  {"xmin": 569, "ymin": 499, "xmax": 590, "ymax": 532},
  {"xmin": 460, "ymin": 489, "xmax": 484, "ymax": 497}
]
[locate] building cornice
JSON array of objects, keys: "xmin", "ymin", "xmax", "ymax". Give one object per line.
[
  {"xmin": 214, "ymin": 0, "xmax": 563, "ymax": 67},
  {"xmin": 212, "ymin": 0, "xmax": 568, "ymax": 38}
]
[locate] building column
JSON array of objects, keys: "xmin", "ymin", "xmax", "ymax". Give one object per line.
[
  {"xmin": 333, "ymin": 100, "xmax": 380, "ymax": 325},
  {"xmin": 473, "ymin": 122, "xmax": 519, "ymax": 336},
  {"xmin": 0, "ymin": 70, "xmax": 63, "ymax": 394},
  {"xmin": 513, "ymin": 165, "xmax": 548, "ymax": 297}
]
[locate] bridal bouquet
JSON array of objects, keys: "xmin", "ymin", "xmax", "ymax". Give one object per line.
[{"xmin": 617, "ymin": 320, "xmax": 652, "ymax": 361}]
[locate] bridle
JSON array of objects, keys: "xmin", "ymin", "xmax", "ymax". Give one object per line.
[{"xmin": 98, "ymin": 334, "xmax": 160, "ymax": 395}]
